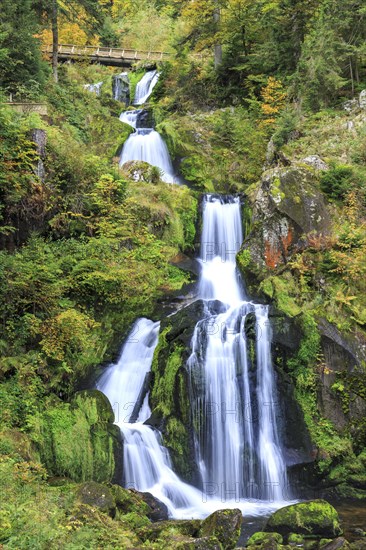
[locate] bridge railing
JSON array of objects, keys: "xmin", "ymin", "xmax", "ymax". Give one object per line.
[{"xmin": 42, "ymin": 44, "xmax": 171, "ymax": 62}]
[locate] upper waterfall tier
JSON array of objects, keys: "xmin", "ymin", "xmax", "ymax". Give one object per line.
[
  {"xmin": 133, "ymin": 70, "xmax": 159, "ymax": 105},
  {"xmin": 119, "ymin": 128, "xmax": 177, "ymax": 183}
]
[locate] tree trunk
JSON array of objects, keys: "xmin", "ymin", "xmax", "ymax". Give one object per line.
[
  {"xmin": 51, "ymin": 0, "xmax": 59, "ymax": 83},
  {"xmin": 213, "ymin": 6, "xmax": 222, "ymax": 68}
]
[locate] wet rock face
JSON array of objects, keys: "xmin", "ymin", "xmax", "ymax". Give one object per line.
[
  {"xmin": 318, "ymin": 319, "xmax": 366, "ymax": 432},
  {"xmin": 112, "ymin": 72, "xmax": 130, "ymax": 105},
  {"xmin": 242, "ymin": 165, "xmax": 330, "ymax": 272}
]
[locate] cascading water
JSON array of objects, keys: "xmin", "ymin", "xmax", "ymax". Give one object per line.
[
  {"xmin": 96, "ymin": 318, "xmax": 212, "ymax": 518},
  {"xmin": 84, "ymin": 81, "xmax": 103, "ymax": 95},
  {"xmin": 96, "ymin": 194, "xmax": 291, "ymax": 520},
  {"xmin": 188, "ymin": 195, "xmax": 288, "ymax": 502},
  {"xmin": 119, "ymin": 70, "xmax": 177, "ymax": 183},
  {"xmin": 119, "ymin": 128, "xmax": 176, "ymax": 183},
  {"xmin": 119, "ymin": 109, "xmax": 143, "ymax": 129},
  {"xmin": 133, "ymin": 70, "xmax": 159, "ymax": 105}
]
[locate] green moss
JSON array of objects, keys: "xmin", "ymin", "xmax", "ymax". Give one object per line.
[
  {"xmin": 266, "ymin": 500, "xmax": 342, "ymax": 539},
  {"xmin": 259, "ymin": 275, "xmax": 301, "ymax": 317},
  {"xmin": 30, "ymin": 392, "xmax": 119, "ymax": 482},
  {"xmin": 247, "ymin": 531, "xmax": 283, "ymax": 545},
  {"xmin": 152, "ymin": 336, "xmax": 183, "ymax": 417}
]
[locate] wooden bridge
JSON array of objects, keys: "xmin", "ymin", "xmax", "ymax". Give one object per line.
[{"xmin": 42, "ymin": 44, "xmax": 171, "ymax": 67}]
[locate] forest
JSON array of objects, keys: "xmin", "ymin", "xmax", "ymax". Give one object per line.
[{"xmin": 0, "ymin": 0, "xmax": 366, "ymax": 549}]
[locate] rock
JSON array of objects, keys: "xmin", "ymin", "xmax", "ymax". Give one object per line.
[
  {"xmin": 138, "ymin": 519, "xmax": 201, "ymax": 542},
  {"xmin": 320, "ymin": 537, "xmax": 350, "ymax": 549},
  {"xmin": 246, "ymin": 531, "xmax": 283, "ymax": 546},
  {"xmin": 240, "ymin": 165, "xmax": 331, "ymax": 276},
  {"xmin": 139, "ymin": 490, "xmax": 169, "ymax": 521},
  {"xmin": 265, "ymin": 500, "xmax": 342, "ymax": 539},
  {"xmin": 350, "ymin": 541, "xmax": 366, "ymax": 550},
  {"xmin": 112, "ymin": 72, "xmax": 130, "ymax": 105},
  {"xmin": 109, "ymin": 485, "xmax": 150, "ymax": 516},
  {"xmin": 77, "ymin": 481, "xmax": 116, "ymax": 517},
  {"xmin": 288, "ymin": 532, "xmax": 305, "ymax": 544},
  {"xmin": 35, "ymin": 391, "xmax": 122, "ymax": 483},
  {"xmin": 175, "ymin": 536, "xmax": 222, "ymax": 549},
  {"xmin": 200, "ymin": 508, "xmax": 242, "ymax": 549},
  {"xmin": 302, "ymin": 155, "xmax": 329, "ymax": 171},
  {"xmin": 343, "ymin": 99, "xmax": 359, "ymax": 113},
  {"xmin": 359, "ymin": 90, "xmax": 366, "ymax": 109},
  {"xmin": 121, "ymin": 160, "xmax": 162, "ymax": 183},
  {"xmin": 72, "ymin": 389, "xmax": 115, "ymax": 423}
]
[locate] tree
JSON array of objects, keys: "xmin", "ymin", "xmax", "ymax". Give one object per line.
[
  {"xmin": 0, "ymin": 0, "xmax": 47, "ymax": 95},
  {"xmin": 35, "ymin": 0, "xmax": 104, "ymax": 82}
]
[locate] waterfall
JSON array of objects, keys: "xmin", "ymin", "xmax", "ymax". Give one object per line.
[
  {"xmin": 96, "ymin": 318, "xmax": 213, "ymax": 518},
  {"xmin": 119, "ymin": 109, "xmax": 142, "ymax": 128},
  {"xmin": 133, "ymin": 70, "xmax": 159, "ymax": 105},
  {"xmin": 84, "ymin": 81, "xmax": 103, "ymax": 95},
  {"xmin": 96, "ymin": 194, "xmax": 291, "ymax": 520},
  {"xmin": 188, "ymin": 195, "xmax": 288, "ymax": 501},
  {"xmin": 119, "ymin": 128, "xmax": 177, "ymax": 184},
  {"xmin": 112, "ymin": 72, "xmax": 130, "ymax": 104}
]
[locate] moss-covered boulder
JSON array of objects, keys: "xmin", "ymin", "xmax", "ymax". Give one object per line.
[
  {"xmin": 138, "ymin": 519, "xmax": 202, "ymax": 542},
  {"xmin": 77, "ymin": 481, "xmax": 116, "ymax": 517},
  {"xmin": 110, "ymin": 484, "xmax": 168, "ymax": 522},
  {"xmin": 32, "ymin": 390, "xmax": 122, "ymax": 482},
  {"xmin": 175, "ymin": 537, "xmax": 222, "ymax": 549},
  {"xmin": 320, "ymin": 538, "xmax": 350, "ymax": 549},
  {"xmin": 265, "ymin": 500, "xmax": 342, "ymax": 539},
  {"xmin": 199, "ymin": 508, "xmax": 242, "ymax": 550},
  {"xmin": 246, "ymin": 531, "xmax": 283, "ymax": 547}
]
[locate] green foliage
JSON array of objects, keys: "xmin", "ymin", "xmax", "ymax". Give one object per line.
[
  {"xmin": 320, "ymin": 164, "xmax": 356, "ymax": 200},
  {"xmin": 0, "ymin": 0, "xmax": 48, "ymax": 96},
  {"xmin": 29, "ymin": 391, "xmax": 118, "ymax": 482}
]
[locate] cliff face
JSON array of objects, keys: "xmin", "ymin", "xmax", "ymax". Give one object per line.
[{"xmin": 238, "ymin": 161, "xmax": 366, "ymax": 496}]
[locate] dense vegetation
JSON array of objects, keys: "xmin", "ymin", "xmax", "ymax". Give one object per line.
[{"xmin": 0, "ymin": 0, "xmax": 366, "ymax": 547}]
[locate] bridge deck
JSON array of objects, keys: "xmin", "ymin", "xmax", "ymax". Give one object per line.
[{"xmin": 42, "ymin": 44, "xmax": 170, "ymax": 67}]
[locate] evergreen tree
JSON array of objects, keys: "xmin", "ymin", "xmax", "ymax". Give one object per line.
[{"xmin": 0, "ymin": 0, "xmax": 47, "ymax": 97}]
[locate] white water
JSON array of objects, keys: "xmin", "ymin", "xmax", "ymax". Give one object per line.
[
  {"xmin": 133, "ymin": 70, "xmax": 159, "ymax": 105},
  {"xmin": 119, "ymin": 128, "xmax": 177, "ymax": 183},
  {"xmin": 188, "ymin": 195, "xmax": 288, "ymax": 502},
  {"xmin": 96, "ymin": 195, "xmax": 291, "ymax": 520},
  {"xmin": 84, "ymin": 81, "xmax": 103, "ymax": 95},
  {"xmin": 119, "ymin": 110, "xmax": 142, "ymax": 128}
]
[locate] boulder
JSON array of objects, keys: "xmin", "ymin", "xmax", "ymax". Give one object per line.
[
  {"xmin": 109, "ymin": 484, "xmax": 149, "ymax": 516},
  {"xmin": 265, "ymin": 500, "xmax": 342, "ymax": 539},
  {"xmin": 200, "ymin": 508, "xmax": 242, "ymax": 550},
  {"xmin": 240, "ymin": 165, "xmax": 331, "ymax": 276},
  {"xmin": 302, "ymin": 156, "xmax": 329, "ymax": 171},
  {"xmin": 320, "ymin": 538, "xmax": 351, "ymax": 549},
  {"xmin": 246, "ymin": 531, "xmax": 283, "ymax": 547},
  {"xmin": 34, "ymin": 391, "xmax": 122, "ymax": 483},
  {"xmin": 359, "ymin": 90, "xmax": 366, "ymax": 109},
  {"xmin": 175, "ymin": 537, "xmax": 222, "ymax": 549},
  {"xmin": 138, "ymin": 519, "xmax": 201, "ymax": 542},
  {"xmin": 343, "ymin": 99, "xmax": 359, "ymax": 113},
  {"xmin": 77, "ymin": 481, "xmax": 116, "ymax": 517},
  {"xmin": 139, "ymin": 490, "xmax": 169, "ymax": 521}
]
